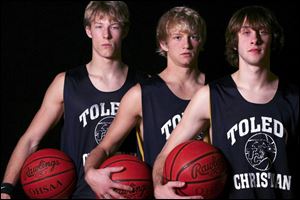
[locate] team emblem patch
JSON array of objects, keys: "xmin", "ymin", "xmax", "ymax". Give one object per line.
[
  {"xmin": 245, "ymin": 133, "xmax": 277, "ymax": 171},
  {"xmin": 94, "ymin": 116, "xmax": 114, "ymax": 144}
]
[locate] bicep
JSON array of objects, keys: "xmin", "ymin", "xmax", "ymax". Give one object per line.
[
  {"xmin": 100, "ymin": 84, "xmax": 142, "ymax": 155},
  {"xmin": 23, "ymin": 73, "xmax": 65, "ymax": 144},
  {"xmin": 161, "ymin": 86, "xmax": 210, "ymax": 155}
]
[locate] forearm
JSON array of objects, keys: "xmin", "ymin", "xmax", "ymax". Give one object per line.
[
  {"xmin": 2, "ymin": 136, "xmax": 38, "ymax": 185},
  {"xmin": 152, "ymin": 152, "xmax": 166, "ymax": 188},
  {"xmin": 84, "ymin": 146, "xmax": 108, "ymax": 174}
]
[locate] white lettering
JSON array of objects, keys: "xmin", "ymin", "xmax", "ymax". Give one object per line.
[
  {"xmin": 240, "ymin": 173, "xmax": 249, "ymax": 189},
  {"xmin": 110, "ymin": 102, "xmax": 119, "ymax": 116},
  {"xmin": 82, "ymin": 153, "xmax": 89, "ymax": 166},
  {"xmin": 172, "ymin": 114, "xmax": 181, "ymax": 130},
  {"xmin": 275, "ymin": 174, "xmax": 282, "ymax": 189},
  {"xmin": 262, "ymin": 117, "xmax": 272, "ymax": 133},
  {"xmin": 233, "ymin": 174, "xmax": 241, "ymax": 189},
  {"xmin": 90, "ymin": 104, "xmax": 99, "ymax": 120},
  {"xmin": 233, "ymin": 173, "xmax": 291, "ymax": 191},
  {"xmin": 161, "ymin": 120, "xmax": 172, "ymax": 140},
  {"xmin": 261, "ymin": 172, "xmax": 268, "ymax": 188},
  {"xmin": 239, "ymin": 119, "xmax": 249, "ymax": 137},
  {"xmin": 100, "ymin": 103, "xmax": 110, "ymax": 116},
  {"xmin": 79, "ymin": 102, "xmax": 120, "ymax": 127},
  {"xmin": 227, "ymin": 124, "xmax": 238, "ymax": 145},
  {"xmin": 249, "ymin": 173, "xmax": 256, "ymax": 187},
  {"xmin": 161, "ymin": 114, "xmax": 183, "ymax": 140},
  {"xmin": 282, "ymin": 175, "xmax": 291, "ymax": 190},
  {"xmin": 250, "ymin": 117, "xmax": 261, "ymax": 132},
  {"xmin": 79, "ymin": 109, "xmax": 89, "ymax": 127},
  {"xmin": 274, "ymin": 119, "xmax": 284, "ymax": 138},
  {"xmin": 227, "ymin": 117, "xmax": 284, "ymax": 145}
]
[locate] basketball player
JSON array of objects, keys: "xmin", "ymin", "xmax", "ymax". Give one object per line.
[
  {"xmin": 152, "ymin": 5, "xmax": 299, "ymax": 199},
  {"xmin": 84, "ymin": 6, "xmax": 208, "ymax": 199},
  {"xmin": 1, "ymin": 1, "xmax": 141, "ymax": 199}
]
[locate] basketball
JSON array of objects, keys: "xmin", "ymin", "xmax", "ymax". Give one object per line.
[
  {"xmin": 163, "ymin": 140, "xmax": 227, "ymax": 199},
  {"xmin": 20, "ymin": 148, "xmax": 76, "ymax": 199},
  {"xmin": 99, "ymin": 154, "xmax": 153, "ymax": 199}
]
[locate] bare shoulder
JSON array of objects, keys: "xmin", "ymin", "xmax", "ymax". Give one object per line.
[
  {"xmin": 194, "ymin": 84, "xmax": 210, "ymax": 100},
  {"xmin": 44, "ymin": 72, "xmax": 66, "ymax": 102},
  {"xmin": 123, "ymin": 83, "xmax": 141, "ymax": 99},
  {"xmin": 53, "ymin": 72, "xmax": 65, "ymax": 84},
  {"xmin": 46, "ymin": 72, "xmax": 65, "ymax": 90},
  {"xmin": 119, "ymin": 83, "xmax": 142, "ymax": 116}
]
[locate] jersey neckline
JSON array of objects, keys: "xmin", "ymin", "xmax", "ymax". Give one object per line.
[
  {"xmin": 228, "ymin": 75, "xmax": 280, "ymax": 106},
  {"xmin": 84, "ymin": 65, "xmax": 131, "ymax": 94}
]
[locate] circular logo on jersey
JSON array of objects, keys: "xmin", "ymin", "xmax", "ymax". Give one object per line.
[
  {"xmin": 245, "ymin": 133, "xmax": 277, "ymax": 171},
  {"xmin": 94, "ymin": 116, "xmax": 114, "ymax": 144}
]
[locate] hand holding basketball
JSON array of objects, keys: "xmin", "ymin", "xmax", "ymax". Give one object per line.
[
  {"xmin": 99, "ymin": 154, "xmax": 153, "ymax": 199},
  {"xmin": 163, "ymin": 140, "xmax": 228, "ymax": 199}
]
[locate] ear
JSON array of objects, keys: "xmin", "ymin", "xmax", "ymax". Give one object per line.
[
  {"xmin": 160, "ymin": 41, "xmax": 168, "ymax": 52},
  {"xmin": 85, "ymin": 26, "xmax": 92, "ymax": 39}
]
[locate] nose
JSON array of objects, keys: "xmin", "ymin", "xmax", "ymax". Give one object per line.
[
  {"xmin": 251, "ymin": 31, "xmax": 262, "ymax": 45},
  {"xmin": 183, "ymin": 36, "xmax": 192, "ymax": 49},
  {"xmin": 102, "ymin": 27, "xmax": 112, "ymax": 39}
]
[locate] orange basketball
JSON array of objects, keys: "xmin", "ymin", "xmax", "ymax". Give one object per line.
[
  {"xmin": 20, "ymin": 148, "xmax": 76, "ymax": 199},
  {"xmin": 100, "ymin": 154, "xmax": 153, "ymax": 199},
  {"xmin": 163, "ymin": 140, "xmax": 227, "ymax": 199}
]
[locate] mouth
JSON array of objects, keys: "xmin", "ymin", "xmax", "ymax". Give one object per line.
[
  {"xmin": 101, "ymin": 43, "xmax": 112, "ymax": 47},
  {"xmin": 180, "ymin": 52, "xmax": 192, "ymax": 57},
  {"xmin": 248, "ymin": 49, "xmax": 261, "ymax": 53}
]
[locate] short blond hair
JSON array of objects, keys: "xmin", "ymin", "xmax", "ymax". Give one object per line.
[
  {"xmin": 83, "ymin": 1, "xmax": 130, "ymax": 31},
  {"xmin": 156, "ymin": 6, "xmax": 207, "ymax": 57}
]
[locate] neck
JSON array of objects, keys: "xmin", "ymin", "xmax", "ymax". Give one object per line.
[
  {"xmin": 87, "ymin": 57, "xmax": 125, "ymax": 77},
  {"xmin": 233, "ymin": 68, "xmax": 277, "ymax": 90},
  {"xmin": 160, "ymin": 62, "xmax": 202, "ymax": 84}
]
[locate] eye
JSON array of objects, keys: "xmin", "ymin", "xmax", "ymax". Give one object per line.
[
  {"xmin": 240, "ymin": 28, "xmax": 251, "ymax": 35},
  {"xmin": 241, "ymin": 30, "xmax": 250, "ymax": 35},
  {"xmin": 259, "ymin": 29, "xmax": 270, "ymax": 35},
  {"xmin": 173, "ymin": 35, "xmax": 182, "ymax": 40},
  {"xmin": 190, "ymin": 35, "xmax": 200, "ymax": 41},
  {"xmin": 111, "ymin": 25, "xmax": 121, "ymax": 30}
]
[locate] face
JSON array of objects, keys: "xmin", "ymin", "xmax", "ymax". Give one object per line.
[
  {"xmin": 161, "ymin": 27, "xmax": 202, "ymax": 68},
  {"xmin": 237, "ymin": 19, "xmax": 272, "ymax": 67},
  {"xmin": 85, "ymin": 15, "xmax": 124, "ymax": 59}
]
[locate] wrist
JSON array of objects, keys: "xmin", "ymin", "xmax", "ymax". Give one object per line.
[{"xmin": 1, "ymin": 182, "xmax": 14, "ymax": 195}]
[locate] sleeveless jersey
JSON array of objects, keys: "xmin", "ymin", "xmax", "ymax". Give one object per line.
[
  {"xmin": 61, "ymin": 65, "xmax": 138, "ymax": 198},
  {"xmin": 140, "ymin": 75, "xmax": 193, "ymax": 167},
  {"xmin": 210, "ymin": 75, "xmax": 299, "ymax": 198}
]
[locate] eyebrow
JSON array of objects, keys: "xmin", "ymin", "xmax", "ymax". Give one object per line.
[
  {"xmin": 241, "ymin": 26, "xmax": 251, "ymax": 29},
  {"xmin": 94, "ymin": 22, "xmax": 120, "ymax": 26}
]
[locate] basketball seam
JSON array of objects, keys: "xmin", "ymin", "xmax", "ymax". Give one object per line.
[
  {"xmin": 169, "ymin": 140, "xmax": 194, "ymax": 180},
  {"xmin": 178, "ymin": 172, "xmax": 227, "ymax": 197},
  {"xmin": 101, "ymin": 159, "xmax": 142, "ymax": 168}
]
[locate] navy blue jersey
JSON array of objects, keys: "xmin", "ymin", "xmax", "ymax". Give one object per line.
[
  {"xmin": 61, "ymin": 65, "xmax": 138, "ymax": 198},
  {"xmin": 210, "ymin": 75, "xmax": 299, "ymax": 198},
  {"xmin": 140, "ymin": 75, "xmax": 203, "ymax": 167}
]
